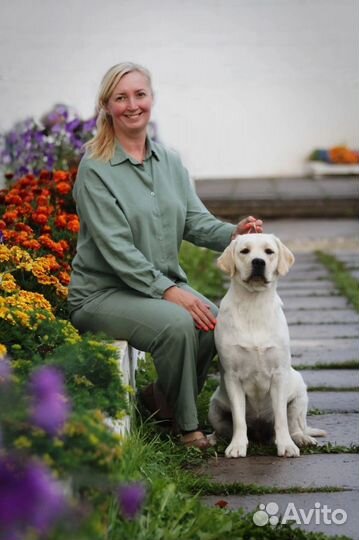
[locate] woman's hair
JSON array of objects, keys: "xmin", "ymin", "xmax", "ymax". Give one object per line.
[{"xmin": 85, "ymin": 62, "xmax": 153, "ymax": 161}]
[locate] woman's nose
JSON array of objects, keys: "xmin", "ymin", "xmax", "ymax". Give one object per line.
[{"xmin": 127, "ymin": 96, "xmax": 137, "ymax": 110}]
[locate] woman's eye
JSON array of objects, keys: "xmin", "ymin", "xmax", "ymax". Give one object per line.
[
  {"xmin": 265, "ymin": 249, "xmax": 274, "ymax": 255},
  {"xmin": 240, "ymin": 248, "xmax": 250, "ymax": 254}
]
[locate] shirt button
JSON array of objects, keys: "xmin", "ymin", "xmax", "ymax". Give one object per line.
[{"xmin": 150, "ymin": 191, "xmax": 155, "ymax": 196}]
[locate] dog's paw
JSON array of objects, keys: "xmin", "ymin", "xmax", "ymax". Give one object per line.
[
  {"xmin": 225, "ymin": 439, "xmax": 248, "ymax": 458},
  {"xmin": 291, "ymin": 432, "xmax": 318, "ymax": 447},
  {"xmin": 277, "ymin": 440, "xmax": 300, "ymax": 458}
]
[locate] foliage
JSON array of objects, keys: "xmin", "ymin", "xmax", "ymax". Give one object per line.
[{"xmin": 179, "ymin": 241, "xmax": 227, "ymax": 300}]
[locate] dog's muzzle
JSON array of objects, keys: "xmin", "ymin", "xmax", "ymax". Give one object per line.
[{"xmin": 246, "ymin": 258, "xmax": 268, "ymax": 283}]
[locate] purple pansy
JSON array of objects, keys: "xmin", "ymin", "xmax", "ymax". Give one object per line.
[
  {"xmin": 29, "ymin": 366, "xmax": 71, "ymax": 436},
  {"xmin": 117, "ymin": 482, "xmax": 147, "ymax": 520}
]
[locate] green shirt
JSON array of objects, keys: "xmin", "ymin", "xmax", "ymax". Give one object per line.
[{"xmin": 68, "ymin": 138, "xmax": 236, "ymax": 313}]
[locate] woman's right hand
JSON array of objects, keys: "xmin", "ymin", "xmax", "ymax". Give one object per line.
[{"xmin": 163, "ymin": 286, "xmax": 216, "ymax": 332}]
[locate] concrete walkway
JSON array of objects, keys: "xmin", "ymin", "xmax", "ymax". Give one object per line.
[{"xmin": 199, "ymin": 223, "xmax": 359, "ymax": 539}]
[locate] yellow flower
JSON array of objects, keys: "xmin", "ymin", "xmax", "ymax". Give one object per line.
[
  {"xmin": 0, "ymin": 273, "xmax": 19, "ymax": 293},
  {"xmin": 14, "ymin": 436, "xmax": 32, "ymax": 449},
  {"xmin": 0, "ymin": 344, "xmax": 7, "ymax": 358}
]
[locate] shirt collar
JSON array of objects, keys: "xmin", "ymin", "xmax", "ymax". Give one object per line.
[{"xmin": 110, "ymin": 137, "xmax": 160, "ymax": 166}]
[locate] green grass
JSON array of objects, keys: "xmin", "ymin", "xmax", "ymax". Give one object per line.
[{"xmin": 316, "ymin": 252, "xmax": 359, "ymax": 311}]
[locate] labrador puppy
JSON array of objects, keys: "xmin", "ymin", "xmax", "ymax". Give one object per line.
[{"xmin": 208, "ymin": 234, "xmax": 326, "ymax": 458}]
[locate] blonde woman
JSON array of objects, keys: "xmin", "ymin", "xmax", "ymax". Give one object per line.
[{"xmin": 68, "ymin": 62, "xmax": 263, "ymax": 450}]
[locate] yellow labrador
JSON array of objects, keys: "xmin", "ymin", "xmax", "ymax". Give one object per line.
[{"xmin": 209, "ymin": 234, "xmax": 326, "ymax": 458}]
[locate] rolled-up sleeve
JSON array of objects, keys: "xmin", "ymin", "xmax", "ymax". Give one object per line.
[{"xmin": 75, "ymin": 169, "xmax": 175, "ymax": 298}]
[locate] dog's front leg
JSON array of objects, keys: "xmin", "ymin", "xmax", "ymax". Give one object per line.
[
  {"xmin": 270, "ymin": 376, "xmax": 300, "ymax": 457},
  {"xmin": 224, "ymin": 373, "xmax": 248, "ymax": 458}
]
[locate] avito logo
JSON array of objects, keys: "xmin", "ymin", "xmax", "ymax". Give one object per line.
[{"xmin": 253, "ymin": 502, "xmax": 347, "ymax": 527}]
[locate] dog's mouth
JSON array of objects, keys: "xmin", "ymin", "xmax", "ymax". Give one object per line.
[{"xmin": 244, "ymin": 274, "xmax": 269, "ymax": 285}]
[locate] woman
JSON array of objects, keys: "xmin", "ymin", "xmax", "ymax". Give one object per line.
[{"xmin": 68, "ymin": 62, "xmax": 263, "ymax": 449}]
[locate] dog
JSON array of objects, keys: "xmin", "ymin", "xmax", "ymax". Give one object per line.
[{"xmin": 208, "ymin": 233, "xmax": 326, "ymax": 458}]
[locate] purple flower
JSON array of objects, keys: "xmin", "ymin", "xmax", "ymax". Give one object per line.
[
  {"xmin": 29, "ymin": 367, "xmax": 71, "ymax": 436},
  {"xmin": 0, "ymin": 455, "xmax": 68, "ymax": 538},
  {"xmin": 117, "ymin": 482, "xmax": 147, "ymax": 520}
]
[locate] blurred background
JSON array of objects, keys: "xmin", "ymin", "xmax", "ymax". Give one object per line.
[{"xmin": 0, "ymin": 0, "xmax": 358, "ymax": 180}]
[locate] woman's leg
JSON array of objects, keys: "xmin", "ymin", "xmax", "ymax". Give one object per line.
[
  {"xmin": 177, "ymin": 283, "xmax": 219, "ymax": 392},
  {"xmin": 70, "ymin": 288, "xmax": 211, "ymax": 432}
]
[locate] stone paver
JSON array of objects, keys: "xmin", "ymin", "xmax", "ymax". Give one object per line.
[
  {"xmin": 291, "ymin": 338, "xmax": 358, "ymax": 364},
  {"xmin": 283, "ymin": 296, "xmax": 350, "ymax": 310},
  {"xmin": 201, "ymin": 492, "xmax": 359, "ymax": 540},
  {"xmin": 300, "ymin": 370, "xmax": 359, "ymax": 389},
  {"xmin": 280, "ymin": 288, "xmax": 337, "ymax": 298},
  {"xmin": 286, "ymin": 309, "xmax": 359, "ymax": 325},
  {"xmin": 308, "ymin": 413, "xmax": 359, "ymax": 447},
  {"xmin": 200, "ymin": 454, "xmax": 359, "ymax": 490},
  {"xmin": 280, "ymin": 269, "xmax": 331, "ymax": 281},
  {"xmin": 279, "ymin": 279, "xmax": 336, "ymax": 290},
  {"xmin": 308, "ymin": 392, "xmax": 359, "ymax": 413},
  {"xmin": 289, "ymin": 324, "xmax": 358, "ymax": 340}
]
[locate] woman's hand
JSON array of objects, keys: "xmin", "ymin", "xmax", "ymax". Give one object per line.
[
  {"xmin": 231, "ymin": 215, "xmax": 263, "ymax": 240},
  {"xmin": 163, "ymin": 286, "xmax": 216, "ymax": 332}
]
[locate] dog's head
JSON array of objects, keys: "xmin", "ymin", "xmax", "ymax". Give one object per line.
[{"xmin": 217, "ymin": 233, "xmax": 295, "ymax": 291}]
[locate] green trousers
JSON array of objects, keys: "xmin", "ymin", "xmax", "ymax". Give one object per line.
[{"xmin": 70, "ymin": 283, "xmax": 218, "ymax": 431}]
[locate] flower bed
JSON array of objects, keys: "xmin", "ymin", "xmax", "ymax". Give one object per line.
[
  {"xmin": 308, "ymin": 145, "xmax": 359, "ymax": 176},
  {"xmin": 0, "ymin": 166, "xmax": 138, "ymax": 538}
]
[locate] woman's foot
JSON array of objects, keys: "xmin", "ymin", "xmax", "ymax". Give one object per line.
[{"xmin": 180, "ymin": 430, "xmax": 211, "ymax": 450}]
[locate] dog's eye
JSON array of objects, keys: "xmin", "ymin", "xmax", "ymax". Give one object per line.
[
  {"xmin": 240, "ymin": 248, "xmax": 250, "ymax": 254},
  {"xmin": 265, "ymin": 249, "xmax": 275, "ymax": 255}
]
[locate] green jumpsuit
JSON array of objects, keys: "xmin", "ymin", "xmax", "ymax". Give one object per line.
[{"xmin": 68, "ymin": 138, "xmax": 236, "ymax": 431}]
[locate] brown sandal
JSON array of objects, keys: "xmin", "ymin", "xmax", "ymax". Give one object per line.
[{"xmin": 180, "ymin": 431, "xmax": 211, "ymax": 450}]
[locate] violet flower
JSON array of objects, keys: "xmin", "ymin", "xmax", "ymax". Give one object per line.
[
  {"xmin": 29, "ymin": 367, "xmax": 71, "ymax": 436},
  {"xmin": 0, "ymin": 104, "xmax": 96, "ymax": 180},
  {"xmin": 0, "ymin": 455, "xmax": 68, "ymax": 538},
  {"xmin": 117, "ymin": 482, "xmax": 147, "ymax": 520}
]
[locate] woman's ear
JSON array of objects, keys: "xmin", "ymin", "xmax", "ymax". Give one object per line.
[{"xmin": 217, "ymin": 241, "xmax": 236, "ymax": 277}]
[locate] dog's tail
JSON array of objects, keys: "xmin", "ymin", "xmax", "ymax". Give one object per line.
[{"xmin": 306, "ymin": 427, "xmax": 327, "ymax": 437}]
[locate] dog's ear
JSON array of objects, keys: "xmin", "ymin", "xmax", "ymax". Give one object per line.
[
  {"xmin": 274, "ymin": 236, "xmax": 295, "ymax": 276},
  {"xmin": 217, "ymin": 241, "xmax": 236, "ymax": 276}
]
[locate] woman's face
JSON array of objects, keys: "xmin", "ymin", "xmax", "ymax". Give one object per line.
[{"xmin": 106, "ymin": 70, "xmax": 153, "ymax": 139}]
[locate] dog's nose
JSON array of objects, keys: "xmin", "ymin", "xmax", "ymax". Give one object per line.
[{"xmin": 252, "ymin": 258, "xmax": 266, "ymax": 268}]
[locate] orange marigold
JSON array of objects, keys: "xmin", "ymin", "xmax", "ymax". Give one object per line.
[{"xmin": 56, "ymin": 182, "xmax": 72, "ymax": 195}]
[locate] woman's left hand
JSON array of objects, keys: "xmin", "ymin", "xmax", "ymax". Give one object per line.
[{"xmin": 232, "ymin": 216, "xmax": 263, "ymax": 240}]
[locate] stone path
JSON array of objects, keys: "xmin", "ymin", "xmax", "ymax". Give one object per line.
[{"xmin": 200, "ymin": 251, "xmax": 359, "ymax": 539}]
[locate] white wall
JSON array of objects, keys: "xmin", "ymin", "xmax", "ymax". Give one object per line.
[{"xmin": 0, "ymin": 0, "xmax": 358, "ymax": 178}]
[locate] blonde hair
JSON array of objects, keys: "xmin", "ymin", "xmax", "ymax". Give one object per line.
[{"xmin": 85, "ymin": 62, "xmax": 153, "ymax": 161}]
